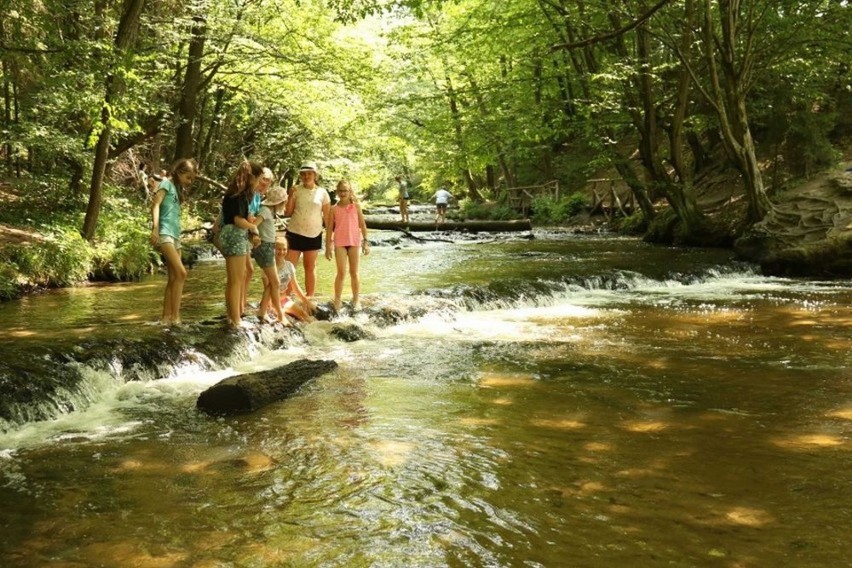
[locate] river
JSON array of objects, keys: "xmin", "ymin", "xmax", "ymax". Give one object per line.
[{"xmin": 1, "ymin": 231, "xmax": 850, "ymax": 567}]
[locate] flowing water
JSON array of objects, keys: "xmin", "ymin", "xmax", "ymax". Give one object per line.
[{"xmin": 0, "ymin": 233, "xmax": 850, "ymax": 567}]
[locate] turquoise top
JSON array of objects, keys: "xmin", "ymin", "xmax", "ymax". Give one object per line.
[
  {"xmin": 249, "ymin": 192, "xmax": 262, "ymax": 216},
  {"xmin": 156, "ymin": 179, "xmax": 181, "ymax": 239}
]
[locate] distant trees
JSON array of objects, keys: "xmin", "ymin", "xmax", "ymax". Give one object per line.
[
  {"xmin": 1, "ymin": 0, "xmax": 849, "ymax": 242},
  {"xmin": 382, "ymin": 0, "xmax": 850, "ymax": 241}
]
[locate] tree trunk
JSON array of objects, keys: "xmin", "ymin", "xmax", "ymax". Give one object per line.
[
  {"xmin": 365, "ymin": 219, "xmax": 532, "ymax": 232},
  {"xmin": 662, "ymin": 0, "xmax": 704, "ymax": 232},
  {"xmin": 199, "ymin": 87, "xmax": 225, "ymax": 169},
  {"xmin": 2, "ymin": 58, "xmax": 12, "ymax": 176},
  {"xmin": 611, "ymin": 157, "xmax": 655, "ymax": 219},
  {"xmin": 699, "ymin": 0, "xmax": 771, "ymax": 223},
  {"xmin": 197, "ymin": 359, "xmax": 338, "ymax": 415},
  {"xmin": 81, "ymin": 0, "xmax": 146, "ymax": 241},
  {"xmin": 173, "ymin": 14, "xmax": 207, "ymax": 162}
]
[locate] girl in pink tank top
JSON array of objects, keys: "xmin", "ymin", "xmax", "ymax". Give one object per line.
[{"xmin": 324, "ymin": 180, "xmax": 370, "ymax": 312}]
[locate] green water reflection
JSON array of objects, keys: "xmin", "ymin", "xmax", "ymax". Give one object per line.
[{"xmin": 1, "ymin": 234, "xmax": 851, "ymax": 566}]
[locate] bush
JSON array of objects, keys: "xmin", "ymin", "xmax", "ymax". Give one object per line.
[
  {"xmin": 615, "ymin": 212, "xmax": 647, "ymax": 234},
  {"xmin": 0, "ymin": 261, "xmax": 21, "ymax": 300},
  {"xmin": 530, "ymin": 193, "xmax": 589, "ymax": 224},
  {"xmin": 460, "ymin": 200, "xmax": 522, "ymax": 221},
  {"xmin": 0, "ymin": 228, "xmax": 93, "ymax": 288},
  {"xmin": 93, "ymin": 231, "xmax": 161, "ymax": 281}
]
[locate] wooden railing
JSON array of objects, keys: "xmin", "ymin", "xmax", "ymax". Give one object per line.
[
  {"xmin": 587, "ymin": 178, "xmax": 635, "ymax": 217},
  {"xmin": 506, "ymin": 180, "xmax": 560, "ymax": 217}
]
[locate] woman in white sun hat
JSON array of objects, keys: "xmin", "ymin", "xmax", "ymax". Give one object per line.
[{"xmin": 284, "ymin": 161, "xmax": 331, "ymax": 298}]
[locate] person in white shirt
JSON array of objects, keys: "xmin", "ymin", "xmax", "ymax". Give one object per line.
[
  {"xmin": 431, "ymin": 186, "xmax": 454, "ymax": 224},
  {"xmin": 284, "ymin": 161, "xmax": 331, "ymax": 297}
]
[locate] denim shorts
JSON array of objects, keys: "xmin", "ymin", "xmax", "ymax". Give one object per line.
[
  {"xmin": 158, "ymin": 234, "xmax": 181, "ymax": 250},
  {"xmin": 220, "ymin": 224, "xmax": 249, "ymax": 257},
  {"xmin": 252, "ymin": 241, "xmax": 276, "ymax": 268}
]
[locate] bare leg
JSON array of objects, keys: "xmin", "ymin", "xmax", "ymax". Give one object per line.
[
  {"xmin": 302, "ymin": 249, "xmax": 320, "ymax": 297},
  {"xmin": 160, "ymin": 243, "xmax": 187, "ymax": 324},
  {"xmin": 225, "ymin": 255, "xmax": 247, "ymax": 326},
  {"xmin": 283, "ymin": 299, "xmax": 311, "ymax": 322},
  {"xmin": 241, "ymin": 254, "xmax": 254, "ymax": 316},
  {"xmin": 258, "ymin": 269, "xmax": 271, "ymax": 317},
  {"xmin": 347, "ymin": 245, "xmax": 361, "ymax": 308},
  {"xmin": 333, "ymin": 247, "xmax": 347, "ymax": 311},
  {"xmin": 262, "ymin": 265, "xmax": 283, "ymax": 322}
]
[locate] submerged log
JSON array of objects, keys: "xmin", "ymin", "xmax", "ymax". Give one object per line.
[
  {"xmin": 197, "ymin": 359, "xmax": 338, "ymax": 415},
  {"xmin": 365, "ymin": 218, "xmax": 532, "ymax": 232}
]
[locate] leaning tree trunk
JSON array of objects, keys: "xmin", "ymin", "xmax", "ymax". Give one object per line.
[
  {"xmin": 698, "ymin": 0, "xmax": 772, "ymax": 224},
  {"xmin": 173, "ymin": 14, "xmax": 207, "ymax": 163},
  {"xmin": 81, "ymin": 0, "xmax": 146, "ymax": 241}
]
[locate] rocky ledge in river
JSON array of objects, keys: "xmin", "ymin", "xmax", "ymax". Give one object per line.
[{"xmin": 735, "ymin": 165, "xmax": 852, "ymax": 278}]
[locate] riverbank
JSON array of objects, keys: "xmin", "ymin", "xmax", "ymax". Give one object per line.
[
  {"xmin": 576, "ymin": 160, "xmax": 852, "ymax": 278},
  {"xmin": 2, "ymin": 162, "xmax": 851, "ymax": 305}
]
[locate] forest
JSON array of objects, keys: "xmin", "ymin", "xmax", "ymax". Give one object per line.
[{"xmin": 1, "ymin": 0, "xmax": 850, "ymax": 297}]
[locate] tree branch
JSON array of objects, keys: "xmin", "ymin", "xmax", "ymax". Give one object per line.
[{"xmin": 549, "ymin": 0, "xmax": 674, "ymax": 52}]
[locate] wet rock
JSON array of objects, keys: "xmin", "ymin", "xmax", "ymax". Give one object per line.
[
  {"xmin": 0, "ymin": 319, "xmax": 303, "ymax": 431},
  {"xmin": 330, "ymin": 323, "xmax": 376, "ymax": 342},
  {"xmin": 196, "ymin": 359, "xmax": 338, "ymax": 415},
  {"xmin": 313, "ymin": 303, "xmax": 335, "ymax": 321}
]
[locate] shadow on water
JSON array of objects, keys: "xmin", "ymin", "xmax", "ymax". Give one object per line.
[{"xmin": 1, "ymin": 233, "xmax": 851, "ymax": 567}]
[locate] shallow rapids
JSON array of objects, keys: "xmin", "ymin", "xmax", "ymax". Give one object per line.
[{"xmin": 1, "ymin": 233, "xmax": 850, "ymax": 567}]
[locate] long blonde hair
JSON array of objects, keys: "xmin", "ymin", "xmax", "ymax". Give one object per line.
[{"xmin": 336, "ymin": 179, "xmax": 357, "ymax": 204}]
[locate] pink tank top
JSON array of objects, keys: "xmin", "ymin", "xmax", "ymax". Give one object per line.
[{"xmin": 332, "ymin": 203, "xmax": 362, "ymax": 248}]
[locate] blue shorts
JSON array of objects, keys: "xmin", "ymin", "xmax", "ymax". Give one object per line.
[
  {"xmin": 220, "ymin": 224, "xmax": 249, "ymax": 257},
  {"xmin": 252, "ymin": 241, "xmax": 276, "ymax": 268}
]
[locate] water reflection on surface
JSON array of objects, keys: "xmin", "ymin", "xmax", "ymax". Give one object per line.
[{"xmin": 1, "ymin": 234, "xmax": 851, "ymax": 567}]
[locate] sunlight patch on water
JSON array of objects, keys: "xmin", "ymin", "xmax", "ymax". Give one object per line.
[
  {"xmin": 529, "ymin": 418, "xmax": 586, "ymax": 430},
  {"xmin": 369, "ymin": 439, "xmax": 417, "ymax": 468},
  {"xmin": 621, "ymin": 420, "xmax": 670, "ymax": 433},
  {"xmin": 771, "ymin": 433, "xmax": 847, "ymax": 449},
  {"xmin": 826, "ymin": 407, "xmax": 852, "ymax": 421},
  {"xmin": 723, "ymin": 507, "xmax": 776, "ymax": 527},
  {"xmin": 477, "ymin": 373, "xmax": 539, "ymax": 388},
  {"xmin": 459, "ymin": 417, "xmax": 501, "ymax": 427}
]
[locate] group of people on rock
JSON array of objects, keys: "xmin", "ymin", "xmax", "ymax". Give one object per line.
[{"xmin": 149, "ymin": 159, "xmax": 369, "ymax": 328}]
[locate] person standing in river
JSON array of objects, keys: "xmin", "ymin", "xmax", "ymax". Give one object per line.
[
  {"xmin": 150, "ymin": 158, "xmax": 197, "ymax": 326},
  {"xmin": 242, "ymin": 167, "xmax": 274, "ymax": 315},
  {"xmin": 431, "ymin": 184, "xmax": 454, "ymax": 224},
  {"xmin": 284, "ymin": 161, "xmax": 331, "ymax": 298},
  {"xmin": 252, "ymin": 186, "xmax": 287, "ymax": 324},
  {"xmin": 220, "ymin": 161, "xmax": 263, "ymax": 327},
  {"xmin": 325, "ymin": 179, "xmax": 369, "ymax": 311},
  {"xmin": 396, "ymin": 175, "xmax": 410, "ymax": 223}
]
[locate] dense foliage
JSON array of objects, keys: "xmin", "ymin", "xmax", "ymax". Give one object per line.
[{"xmin": 1, "ymin": 0, "xmax": 850, "ymax": 289}]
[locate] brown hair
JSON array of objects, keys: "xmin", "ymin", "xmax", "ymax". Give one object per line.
[
  {"xmin": 226, "ymin": 161, "xmax": 264, "ymax": 198},
  {"xmin": 168, "ymin": 158, "xmax": 197, "ymax": 203}
]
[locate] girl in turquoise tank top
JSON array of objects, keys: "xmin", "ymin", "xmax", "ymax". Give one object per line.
[{"xmin": 150, "ymin": 158, "xmax": 197, "ymax": 325}]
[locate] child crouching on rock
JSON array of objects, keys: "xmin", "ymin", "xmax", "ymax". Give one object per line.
[{"xmin": 258, "ymin": 236, "xmax": 315, "ymax": 323}]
